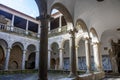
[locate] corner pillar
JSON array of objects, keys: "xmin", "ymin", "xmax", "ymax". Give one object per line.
[
  {"xmin": 92, "ymin": 42, "xmax": 103, "ymax": 72},
  {"xmin": 35, "ymin": 51, "xmax": 39, "ymax": 69},
  {"xmin": 4, "ymin": 48, "xmax": 11, "ymax": 70},
  {"xmin": 25, "ymin": 20, "xmax": 29, "ymax": 35},
  {"xmin": 75, "ymin": 46, "xmax": 79, "ymax": 71},
  {"xmin": 69, "ymin": 29, "xmax": 78, "ymax": 78},
  {"xmin": 11, "ymin": 15, "xmax": 15, "ymax": 31},
  {"xmin": 48, "ymin": 50, "xmax": 51, "ymax": 69},
  {"xmin": 59, "ymin": 48, "xmax": 63, "ymax": 70},
  {"xmin": 22, "ymin": 50, "xmax": 26, "ymax": 70},
  {"xmin": 85, "ymin": 38, "xmax": 91, "ymax": 73}
]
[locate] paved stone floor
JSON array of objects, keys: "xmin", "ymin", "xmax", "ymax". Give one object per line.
[
  {"xmin": 0, "ymin": 73, "xmax": 120, "ymax": 80},
  {"xmin": 102, "ymin": 73, "xmax": 120, "ymax": 80},
  {"xmin": 0, "ymin": 73, "xmax": 68, "ymax": 80}
]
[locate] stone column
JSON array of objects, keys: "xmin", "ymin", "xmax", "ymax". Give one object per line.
[
  {"xmin": 48, "ymin": 50, "xmax": 51, "ymax": 69},
  {"xmin": 59, "ymin": 48, "xmax": 63, "ymax": 70},
  {"xmin": 35, "ymin": 0, "xmax": 49, "ymax": 79},
  {"xmin": 59, "ymin": 16, "xmax": 62, "ymax": 32},
  {"xmin": 11, "ymin": 15, "xmax": 15, "ymax": 31},
  {"xmin": 22, "ymin": 50, "xmax": 26, "ymax": 70},
  {"xmin": 85, "ymin": 38, "xmax": 91, "ymax": 73},
  {"xmin": 69, "ymin": 29, "xmax": 78, "ymax": 78},
  {"xmin": 48, "ymin": 21, "xmax": 51, "ymax": 34},
  {"xmin": 75, "ymin": 46, "xmax": 79, "ymax": 71},
  {"xmin": 37, "ymin": 24, "xmax": 41, "ymax": 38},
  {"xmin": 35, "ymin": 51, "xmax": 39, "ymax": 69},
  {"xmin": 4, "ymin": 48, "xmax": 11, "ymax": 70},
  {"xmin": 25, "ymin": 20, "xmax": 29, "ymax": 35},
  {"xmin": 38, "ymin": 19, "xmax": 48, "ymax": 80},
  {"xmin": 92, "ymin": 42, "xmax": 102, "ymax": 71}
]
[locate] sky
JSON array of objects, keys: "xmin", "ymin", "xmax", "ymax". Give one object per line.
[
  {"xmin": 0, "ymin": 0, "xmax": 58, "ymax": 18},
  {"xmin": 0, "ymin": 0, "xmax": 39, "ymax": 18}
]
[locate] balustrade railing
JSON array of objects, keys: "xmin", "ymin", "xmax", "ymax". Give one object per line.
[
  {"xmin": 61, "ymin": 25, "xmax": 67, "ymax": 32},
  {"xmin": 28, "ymin": 31, "xmax": 37, "ymax": 38},
  {"xmin": 48, "ymin": 25, "xmax": 68, "ymax": 37},
  {"xmin": 0, "ymin": 23, "xmax": 38, "ymax": 38},
  {"xmin": 50, "ymin": 28, "xmax": 59, "ymax": 34},
  {"xmin": 0, "ymin": 23, "xmax": 8, "ymax": 31},
  {"xmin": 13, "ymin": 27, "xmax": 26, "ymax": 35},
  {"xmin": 0, "ymin": 23, "xmax": 68, "ymax": 38}
]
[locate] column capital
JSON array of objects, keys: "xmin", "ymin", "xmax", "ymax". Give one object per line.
[
  {"xmin": 69, "ymin": 28, "xmax": 78, "ymax": 38},
  {"xmin": 6, "ymin": 47, "xmax": 11, "ymax": 50},
  {"xmin": 91, "ymin": 42, "xmax": 100, "ymax": 46},
  {"xmin": 75, "ymin": 45, "xmax": 79, "ymax": 48},
  {"xmin": 84, "ymin": 37, "xmax": 91, "ymax": 44},
  {"xmin": 23, "ymin": 50, "xmax": 27, "ymax": 54},
  {"xmin": 58, "ymin": 48, "xmax": 64, "ymax": 50},
  {"xmin": 48, "ymin": 49, "xmax": 52, "ymax": 52}
]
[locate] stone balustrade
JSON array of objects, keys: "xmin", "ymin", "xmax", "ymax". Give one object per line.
[
  {"xmin": 0, "ymin": 23, "xmax": 38, "ymax": 38},
  {"xmin": 0, "ymin": 23, "xmax": 68, "ymax": 38},
  {"xmin": 14, "ymin": 27, "xmax": 26, "ymax": 35},
  {"xmin": 0, "ymin": 23, "xmax": 8, "ymax": 31},
  {"xmin": 48, "ymin": 25, "xmax": 68, "ymax": 37}
]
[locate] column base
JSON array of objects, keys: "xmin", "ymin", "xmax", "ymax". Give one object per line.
[
  {"xmin": 59, "ymin": 77, "xmax": 79, "ymax": 80},
  {"xmin": 68, "ymin": 72, "xmax": 78, "ymax": 78},
  {"xmin": 86, "ymin": 70, "xmax": 92, "ymax": 74},
  {"xmin": 10, "ymin": 27, "xmax": 14, "ymax": 31}
]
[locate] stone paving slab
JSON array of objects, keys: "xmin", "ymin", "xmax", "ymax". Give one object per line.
[
  {"xmin": 0, "ymin": 73, "xmax": 67, "ymax": 80},
  {"xmin": 0, "ymin": 73, "xmax": 120, "ymax": 80}
]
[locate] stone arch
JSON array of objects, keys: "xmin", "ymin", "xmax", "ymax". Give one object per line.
[
  {"xmin": 76, "ymin": 19, "xmax": 88, "ymax": 33},
  {"xmin": 90, "ymin": 27, "xmax": 99, "ymax": 43},
  {"xmin": 0, "ymin": 39, "xmax": 8, "ymax": 55},
  {"xmin": 75, "ymin": 19, "xmax": 89, "ymax": 44},
  {"xmin": 61, "ymin": 39, "xmax": 69, "ymax": 49},
  {"xmin": 9, "ymin": 42, "xmax": 23, "ymax": 70},
  {"xmin": 11, "ymin": 42, "xmax": 24, "ymax": 50},
  {"xmin": 50, "ymin": 3, "xmax": 73, "ymax": 29},
  {"xmin": 26, "ymin": 44, "xmax": 36, "ymax": 69},
  {"xmin": 27, "ymin": 44, "xmax": 36, "ymax": 54}
]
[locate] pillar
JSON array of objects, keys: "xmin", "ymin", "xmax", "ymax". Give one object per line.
[
  {"xmin": 59, "ymin": 48, "xmax": 63, "ymax": 70},
  {"xmin": 37, "ymin": 24, "xmax": 41, "ymax": 38},
  {"xmin": 11, "ymin": 15, "xmax": 15, "ymax": 31},
  {"xmin": 92, "ymin": 42, "xmax": 102, "ymax": 71},
  {"xmin": 75, "ymin": 46, "xmax": 79, "ymax": 71},
  {"xmin": 4, "ymin": 48, "xmax": 11, "ymax": 70},
  {"xmin": 35, "ymin": 0, "xmax": 48, "ymax": 79},
  {"xmin": 85, "ymin": 38, "xmax": 91, "ymax": 73},
  {"xmin": 48, "ymin": 21, "xmax": 51, "ymax": 34},
  {"xmin": 25, "ymin": 20, "xmax": 29, "ymax": 35},
  {"xmin": 59, "ymin": 16, "xmax": 62, "ymax": 32},
  {"xmin": 35, "ymin": 51, "xmax": 39, "ymax": 69},
  {"xmin": 22, "ymin": 50, "xmax": 26, "ymax": 70},
  {"xmin": 69, "ymin": 29, "xmax": 78, "ymax": 78},
  {"xmin": 48, "ymin": 50, "xmax": 51, "ymax": 69}
]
